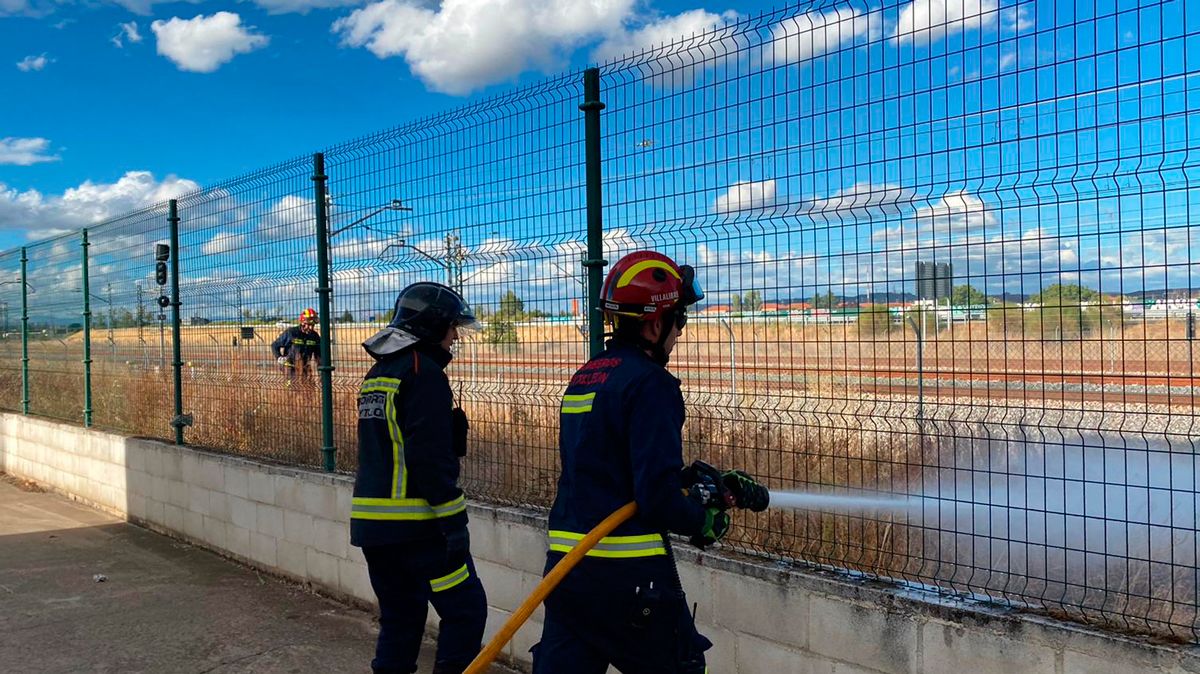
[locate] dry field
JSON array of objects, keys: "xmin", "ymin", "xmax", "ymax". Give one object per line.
[{"xmin": 1, "ymin": 318, "xmax": 1197, "ymax": 640}]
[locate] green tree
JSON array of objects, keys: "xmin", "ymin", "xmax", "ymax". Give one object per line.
[
  {"xmin": 498, "ymin": 290, "xmax": 525, "ymax": 319},
  {"xmin": 111, "ymin": 309, "xmax": 136, "ymax": 328},
  {"xmin": 811, "ymin": 291, "xmax": 838, "ymax": 309},
  {"xmin": 857, "ymin": 303, "xmax": 892, "ymax": 337},
  {"xmin": 483, "ymin": 318, "xmax": 518, "ymax": 346},
  {"xmin": 337, "ymin": 311, "xmax": 354, "ymax": 323},
  {"xmin": 739, "ymin": 290, "xmax": 764, "ymax": 312},
  {"xmin": 1030, "ymin": 284, "xmax": 1101, "ymax": 339},
  {"xmin": 950, "ymin": 284, "xmax": 988, "ymax": 306},
  {"xmin": 1031, "ymin": 283, "xmax": 1099, "ymax": 306},
  {"xmin": 987, "ymin": 302, "xmax": 1027, "ymax": 335}
]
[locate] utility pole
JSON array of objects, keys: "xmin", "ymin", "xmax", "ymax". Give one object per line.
[
  {"xmin": 445, "ymin": 231, "xmax": 465, "ymax": 292},
  {"xmin": 136, "ymin": 282, "xmax": 145, "ymax": 343},
  {"xmin": 107, "ymin": 282, "xmax": 115, "ymax": 356}
]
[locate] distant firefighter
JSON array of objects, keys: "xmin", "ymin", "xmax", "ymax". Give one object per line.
[{"xmin": 271, "ymin": 308, "xmax": 321, "ymax": 388}]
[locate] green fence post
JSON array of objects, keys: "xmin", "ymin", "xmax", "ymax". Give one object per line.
[
  {"xmin": 168, "ymin": 200, "xmax": 186, "ymax": 445},
  {"xmin": 20, "ymin": 246, "xmax": 29, "ymax": 415},
  {"xmin": 312, "ymin": 153, "xmax": 336, "ymax": 472},
  {"xmin": 81, "ymin": 229, "xmax": 93, "ymax": 428},
  {"xmin": 580, "ymin": 67, "xmax": 607, "ymax": 359}
]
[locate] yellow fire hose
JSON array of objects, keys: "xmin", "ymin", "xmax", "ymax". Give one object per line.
[{"xmin": 463, "ymin": 501, "xmax": 638, "ymax": 674}]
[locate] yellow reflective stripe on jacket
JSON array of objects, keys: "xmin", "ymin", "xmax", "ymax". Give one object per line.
[
  {"xmin": 430, "ymin": 564, "xmax": 470, "ymax": 593},
  {"xmin": 431, "ymin": 494, "xmax": 467, "ymax": 517},
  {"xmin": 350, "ymin": 495, "xmax": 466, "ymax": 521},
  {"xmin": 561, "ymin": 392, "xmax": 596, "ymax": 414},
  {"xmin": 358, "ymin": 376, "xmax": 407, "ymax": 498},
  {"xmin": 361, "ymin": 377, "xmax": 401, "ymax": 394},
  {"xmin": 386, "ymin": 392, "xmax": 406, "ymax": 498},
  {"xmin": 547, "ymin": 530, "xmax": 666, "ymax": 558}
]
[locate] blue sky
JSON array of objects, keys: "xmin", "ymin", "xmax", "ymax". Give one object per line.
[
  {"xmin": 2, "ymin": 0, "xmax": 1199, "ymax": 322},
  {"xmin": 0, "ymin": 0, "xmax": 751, "ymax": 246}
]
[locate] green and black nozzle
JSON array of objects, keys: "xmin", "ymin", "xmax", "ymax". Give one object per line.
[{"xmin": 683, "ymin": 460, "xmax": 772, "ymax": 512}]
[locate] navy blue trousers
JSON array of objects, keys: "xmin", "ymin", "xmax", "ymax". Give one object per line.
[
  {"xmin": 362, "ymin": 541, "xmax": 487, "ymax": 674},
  {"xmin": 531, "ymin": 561, "xmax": 710, "ymax": 674}
]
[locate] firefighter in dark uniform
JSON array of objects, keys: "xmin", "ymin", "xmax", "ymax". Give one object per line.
[
  {"xmin": 271, "ymin": 308, "xmax": 322, "ymax": 388},
  {"xmin": 352, "ymin": 282, "xmax": 487, "ymax": 674},
  {"xmin": 532, "ymin": 250, "xmax": 770, "ymax": 673}
]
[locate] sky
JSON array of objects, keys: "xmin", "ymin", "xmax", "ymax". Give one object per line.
[
  {"xmin": 0, "ymin": 0, "xmax": 755, "ymax": 248},
  {"xmin": 2, "ymin": 0, "xmax": 1199, "ymax": 322}
]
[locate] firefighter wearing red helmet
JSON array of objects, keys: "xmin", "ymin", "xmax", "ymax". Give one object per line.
[
  {"xmin": 272, "ymin": 308, "xmax": 322, "ymax": 388},
  {"xmin": 531, "ymin": 250, "xmax": 769, "ymax": 673}
]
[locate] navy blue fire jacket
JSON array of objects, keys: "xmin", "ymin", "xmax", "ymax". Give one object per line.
[
  {"xmin": 350, "ymin": 343, "xmax": 467, "ymax": 547},
  {"xmin": 546, "ymin": 341, "xmax": 707, "ymax": 583},
  {"xmin": 271, "ymin": 325, "xmax": 322, "ymax": 364}
]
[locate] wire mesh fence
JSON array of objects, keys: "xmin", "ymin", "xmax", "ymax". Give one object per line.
[{"xmin": 2, "ymin": 0, "xmax": 1199, "ymax": 642}]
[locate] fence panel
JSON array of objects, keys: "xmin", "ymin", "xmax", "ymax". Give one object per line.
[
  {"xmin": 324, "ymin": 74, "xmax": 588, "ymax": 500},
  {"xmin": 2, "ymin": 0, "xmax": 1199, "ymax": 642},
  {"xmin": 598, "ymin": 0, "xmax": 1200, "ymax": 640}
]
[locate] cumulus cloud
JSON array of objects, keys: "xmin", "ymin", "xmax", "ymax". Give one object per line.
[
  {"xmin": 713, "ymin": 180, "xmax": 778, "ymax": 214},
  {"xmin": 333, "ymin": 0, "xmax": 634, "ymax": 95},
  {"xmin": 255, "ymin": 0, "xmax": 364, "ymax": 14},
  {"xmin": 260, "ymin": 195, "xmax": 314, "ymax": 240},
  {"xmin": 592, "ymin": 8, "xmax": 739, "ymax": 63},
  {"xmin": 16, "ymin": 53, "xmax": 52, "ymax": 72},
  {"xmin": 201, "ymin": 231, "xmax": 247, "ymax": 255},
  {"xmin": 0, "ymin": 0, "xmax": 43, "ymax": 17},
  {"xmin": 869, "ymin": 189, "xmax": 997, "ymax": 249},
  {"xmin": 152, "ymin": 12, "xmax": 269, "ymax": 73},
  {"xmin": 0, "ymin": 171, "xmax": 199, "ymax": 237},
  {"xmin": 891, "ymin": 0, "xmax": 1031, "ymax": 45},
  {"xmin": 915, "ymin": 189, "xmax": 996, "ymax": 234},
  {"xmin": 112, "ymin": 21, "xmax": 143, "ymax": 48},
  {"xmin": 0, "ymin": 137, "xmax": 59, "ymax": 166},
  {"xmin": 769, "ymin": 5, "xmax": 876, "ymax": 65},
  {"xmin": 804, "ymin": 182, "xmax": 914, "ymax": 222}
]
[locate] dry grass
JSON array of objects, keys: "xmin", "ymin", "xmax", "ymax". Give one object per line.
[{"xmin": 2, "ymin": 323, "xmax": 1198, "ymax": 640}]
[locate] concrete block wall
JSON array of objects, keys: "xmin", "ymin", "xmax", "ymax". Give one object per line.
[{"xmin": 3, "ymin": 413, "xmax": 1199, "ymax": 673}]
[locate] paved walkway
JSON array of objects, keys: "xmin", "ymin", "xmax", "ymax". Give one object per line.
[{"xmin": 0, "ymin": 476, "xmax": 514, "ymax": 673}]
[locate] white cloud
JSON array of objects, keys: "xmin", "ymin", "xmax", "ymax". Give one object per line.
[
  {"xmin": 0, "ymin": 137, "xmax": 59, "ymax": 166},
  {"xmin": 713, "ymin": 180, "xmax": 777, "ymax": 214},
  {"xmin": 16, "ymin": 54, "xmax": 51, "ymax": 72},
  {"xmin": 255, "ymin": 0, "xmax": 364, "ymax": 14},
  {"xmin": 892, "ymin": 0, "xmax": 1031, "ymax": 45},
  {"xmin": 0, "ymin": 171, "xmax": 199, "ymax": 236},
  {"xmin": 260, "ymin": 195, "xmax": 314, "ymax": 239},
  {"xmin": 201, "ymin": 231, "xmax": 247, "ymax": 255},
  {"xmin": 112, "ymin": 21, "xmax": 143, "ymax": 48},
  {"xmin": 333, "ymin": 0, "xmax": 634, "ymax": 95},
  {"xmin": 152, "ymin": 12, "xmax": 269, "ymax": 73},
  {"xmin": 805, "ymin": 182, "xmax": 913, "ymax": 221},
  {"xmin": 769, "ymin": 5, "xmax": 875, "ymax": 64},
  {"xmin": 592, "ymin": 9, "xmax": 739, "ymax": 63},
  {"xmin": 870, "ymin": 189, "xmax": 996, "ymax": 248},
  {"xmin": 0, "ymin": 0, "xmax": 41, "ymax": 17},
  {"xmin": 916, "ymin": 189, "xmax": 995, "ymax": 234}
]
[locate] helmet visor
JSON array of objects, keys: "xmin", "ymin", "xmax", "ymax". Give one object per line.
[
  {"xmin": 679, "ymin": 265, "xmax": 705, "ymax": 306},
  {"xmin": 454, "ymin": 307, "xmax": 481, "ymax": 333}
]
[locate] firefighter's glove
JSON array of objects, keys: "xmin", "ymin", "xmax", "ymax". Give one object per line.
[
  {"xmin": 451, "ymin": 407, "xmax": 469, "ymax": 458},
  {"xmin": 277, "ymin": 356, "xmax": 288, "ymax": 367},
  {"xmin": 722, "ymin": 470, "xmax": 770, "ymax": 512},
  {"xmin": 442, "ymin": 523, "xmax": 470, "ymax": 563},
  {"xmin": 690, "ymin": 507, "xmax": 730, "ymax": 549}
]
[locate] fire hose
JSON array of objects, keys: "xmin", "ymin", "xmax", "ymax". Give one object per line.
[
  {"xmin": 463, "ymin": 461, "xmax": 768, "ymax": 673},
  {"xmin": 462, "ymin": 501, "xmax": 639, "ymax": 674}
]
